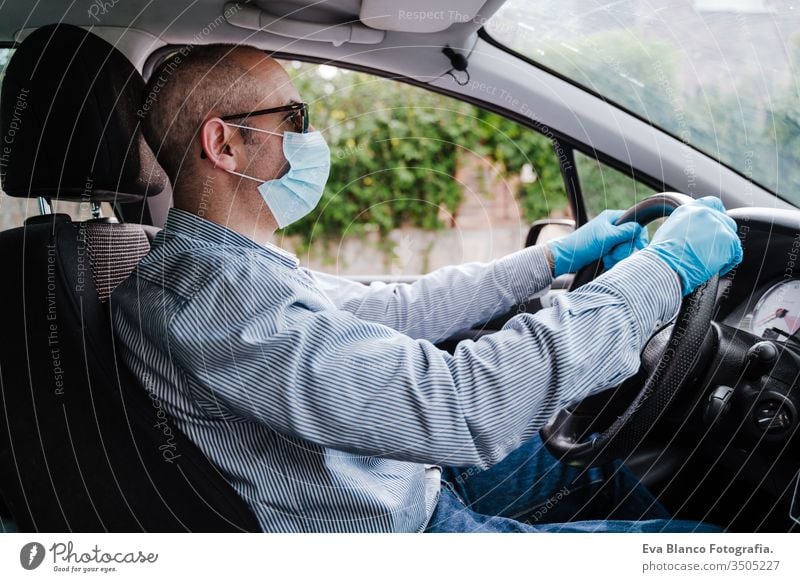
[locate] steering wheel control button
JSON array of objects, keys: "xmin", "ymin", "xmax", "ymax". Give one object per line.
[
  {"xmin": 749, "ymin": 341, "xmax": 779, "ymax": 363},
  {"xmin": 704, "ymin": 385, "xmax": 734, "ymax": 424},
  {"xmin": 752, "ymin": 394, "xmax": 796, "ymax": 438},
  {"xmin": 745, "ymin": 341, "xmax": 779, "ymax": 379}
]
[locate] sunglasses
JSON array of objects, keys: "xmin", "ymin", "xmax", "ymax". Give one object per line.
[
  {"xmin": 220, "ymin": 102, "xmax": 309, "ymax": 134},
  {"xmin": 200, "ymin": 102, "xmax": 308, "ymax": 159}
]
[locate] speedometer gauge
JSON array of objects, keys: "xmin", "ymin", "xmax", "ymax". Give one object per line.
[{"xmin": 751, "ymin": 279, "xmax": 800, "ymax": 337}]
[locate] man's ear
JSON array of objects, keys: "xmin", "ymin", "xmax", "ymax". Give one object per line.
[{"xmin": 200, "ymin": 118, "xmax": 239, "ymax": 171}]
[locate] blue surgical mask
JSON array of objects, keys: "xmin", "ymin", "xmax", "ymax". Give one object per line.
[{"xmin": 225, "ymin": 124, "xmax": 331, "ymax": 228}]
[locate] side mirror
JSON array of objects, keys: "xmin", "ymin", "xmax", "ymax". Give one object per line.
[{"xmin": 525, "ymin": 218, "xmax": 575, "ymax": 248}]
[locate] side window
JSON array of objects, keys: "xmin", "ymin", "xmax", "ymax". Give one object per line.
[
  {"xmin": 575, "ymin": 151, "xmax": 663, "ymax": 237},
  {"xmin": 275, "ymin": 61, "xmax": 572, "ymax": 276},
  {"xmin": 575, "ymin": 151, "xmax": 658, "ymax": 219},
  {"xmin": 0, "ymin": 198, "xmax": 114, "ymax": 230},
  {"xmin": 0, "ymin": 47, "xmax": 115, "ymax": 230},
  {"xmin": 0, "ymin": 47, "xmax": 10, "ymax": 85}
]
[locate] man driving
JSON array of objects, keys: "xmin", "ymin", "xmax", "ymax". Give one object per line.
[{"xmin": 113, "ymin": 45, "xmax": 742, "ymax": 532}]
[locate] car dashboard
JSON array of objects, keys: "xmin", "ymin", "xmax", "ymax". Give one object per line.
[{"xmin": 702, "ymin": 207, "xmax": 800, "ymax": 530}]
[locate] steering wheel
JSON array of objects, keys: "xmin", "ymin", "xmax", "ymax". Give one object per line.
[{"xmin": 539, "ymin": 193, "xmax": 719, "ymax": 468}]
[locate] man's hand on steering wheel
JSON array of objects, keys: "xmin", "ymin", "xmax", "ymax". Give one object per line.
[
  {"xmin": 640, "ymin": 196, "xmax": 743, "ymax": 295},
  {"xmin": 540, "ymin": 194, "xmax": 744, "ymax": 468},
  {"xmin": 546, "ymin": 210, "xmax": 649, "ymax": 277},
  {"xmin": 544, "ymin": 196, "xmax": 741, "ymax": 285}
]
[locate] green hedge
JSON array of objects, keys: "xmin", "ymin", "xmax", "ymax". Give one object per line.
[{"xmin": 282, "ymin": 63, "xmax": 568, "ymax": 248}]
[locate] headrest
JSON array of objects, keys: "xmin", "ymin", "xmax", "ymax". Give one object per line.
[{"xmin": 0, "ymin": 24, "xmax": 167, "ymax": 202}]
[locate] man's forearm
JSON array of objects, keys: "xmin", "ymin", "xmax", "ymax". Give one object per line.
[{"xmin": 308, "ymin": 245, "xmax": 554, "ymax": 343}]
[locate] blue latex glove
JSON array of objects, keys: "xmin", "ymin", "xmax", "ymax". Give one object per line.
[
  {"xmin": 547, "ymin": 210, "xmax": 647, "ymax": 277},
  {"xmin": 604, "ymin": 224, "xmax": 649, "ymax": 271},
  {"xmin": 641, "ymin": 196, "xmax": 743, "ymax": 296}
]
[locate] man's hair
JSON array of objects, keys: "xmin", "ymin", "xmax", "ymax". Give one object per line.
[{"xmin": 140, "ymin": 44, "xmax": 264, "ymax": 184}]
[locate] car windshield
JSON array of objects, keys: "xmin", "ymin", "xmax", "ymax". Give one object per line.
[{"xmin": 486, "ymin": 0, "xmax": 800, "ymax": 206}]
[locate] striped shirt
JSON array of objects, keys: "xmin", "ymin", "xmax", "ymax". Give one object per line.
[{"xmin": 111, "ymin": 208, "xmax": 681, "ymax": 532}]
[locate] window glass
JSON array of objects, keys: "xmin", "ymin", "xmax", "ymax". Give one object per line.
[
  {"xmin": 576, "ymin": 151, "xmax": 658, "ymax": 218},
  {"xmin": 0, "ymin": 47, "xmax": 11, "ymax": 84},
  {"xmin": 487, "ymin": 0, "xmax": 800, "ymax": 206},
  {"xmin": 575, "ymin": 151, "xmax": 663, "ymax": 237},
  {"xmin": 276, "ymin": 60, "xmax": 571, "ymax": 276},
  {"xmin": 0, "ymin": 196, "xmax": 115, "ymax": 230}
]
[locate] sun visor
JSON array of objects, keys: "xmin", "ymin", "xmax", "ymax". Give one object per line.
[
  {"xmin": 360, "ymin": 0, "xmax": 488, "ymax": 33},
  {"xmin": 224, "ymin": 2, "xmax": 385, "ymax": 47}
]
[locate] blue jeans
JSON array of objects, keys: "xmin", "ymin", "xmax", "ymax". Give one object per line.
[{"xmin": 425, "ymin": 434, "xmax": 722, "ymax": 532}]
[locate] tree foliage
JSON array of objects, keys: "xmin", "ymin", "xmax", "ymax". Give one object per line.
[{"xmin": 281, "ymin": 63, "xmax": 567, "ymax": 247}]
